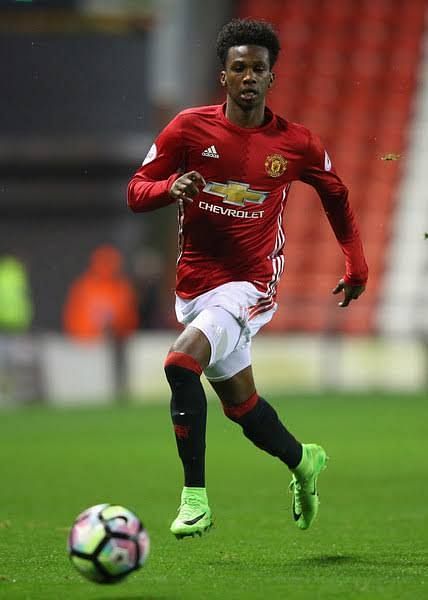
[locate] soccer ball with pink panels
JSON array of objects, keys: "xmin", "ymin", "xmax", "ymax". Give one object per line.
[{"xmin": 68, "ymin": 503, "xmax": 150, "ymax": 584}]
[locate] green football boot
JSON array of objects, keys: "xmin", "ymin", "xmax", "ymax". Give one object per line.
[
  {"xmin": 289, "ymin": 443, "xmax": 328, "ymax": 530},
  {"xmin": 170, "ymin": 487, "xmax": 213, "ymax": 539}
]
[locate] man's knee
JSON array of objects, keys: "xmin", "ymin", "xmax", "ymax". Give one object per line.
[
  {"xmin": 169, "ymin": 326, "xmax": 211, "ymax": 369},
  {"xmin": 210, "ymin": 365, "xmax": 255, "ymax": 407}
]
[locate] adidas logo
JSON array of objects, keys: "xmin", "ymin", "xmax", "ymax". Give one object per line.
[{"xmin": 202, "ymin": 145, "xmax": 219, "ymax": 159}]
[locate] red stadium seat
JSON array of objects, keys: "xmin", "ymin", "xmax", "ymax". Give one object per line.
[{"xmin": 239, "ymin": 0, "xmax": 426, "ymax": 333}]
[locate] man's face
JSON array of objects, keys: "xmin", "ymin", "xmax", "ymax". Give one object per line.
[{"xmin": 221, "ymin": 45, "xmax": 273, "ymax": 111}]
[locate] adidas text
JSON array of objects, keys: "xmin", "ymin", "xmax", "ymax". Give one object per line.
[{"xmin": 202, "ymin": 145, "xmax": 219, "ymax": 159}]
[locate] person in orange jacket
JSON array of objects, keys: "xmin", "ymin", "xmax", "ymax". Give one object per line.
[{"xmin": 63, "ymin": 245, "xmax": 139, "ymax": 341}]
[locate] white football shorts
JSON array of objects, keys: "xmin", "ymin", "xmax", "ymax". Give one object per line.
[{"xmin": 175, "ymin": 281, "xmax": 277, "ymax": 382}]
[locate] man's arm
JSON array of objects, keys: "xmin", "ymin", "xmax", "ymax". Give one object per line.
[
  {"xmin": 127, "ymin": 115, "xmax": 185, "ymax": 212},
  {"xmin": 300, "ymin": 132, "xmax": 368, "ymax": 305}
]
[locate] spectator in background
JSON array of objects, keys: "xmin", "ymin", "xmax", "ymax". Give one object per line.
[
  {"xmin": 63, "ymin": 245, "xmax": 139, "ymax": 341},
  {"xmin": 0, "ymin": 255, "xmax": 35, "ymax": 404},
  {"xmin": 0, "ymin": 255, "xmax": 33, "ymax": 332}
]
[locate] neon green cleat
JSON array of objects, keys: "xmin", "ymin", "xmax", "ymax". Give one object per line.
[
  {"xmin": 289, "ymin": 443, "xmax": 328, "ymax": 530},
  {"xmin": 170, "ymin": 487, "xmax": 213, "ymax": 539}
]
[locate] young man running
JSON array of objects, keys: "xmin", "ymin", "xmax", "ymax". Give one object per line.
[{"xmin": 128, "ymin": 19, "xmax": 368, "ymax": 538}]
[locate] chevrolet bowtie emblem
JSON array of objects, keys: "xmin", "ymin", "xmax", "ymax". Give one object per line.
[{"xmin": 203, "ymin": 181, "xmax": 268, "ymax": 207}]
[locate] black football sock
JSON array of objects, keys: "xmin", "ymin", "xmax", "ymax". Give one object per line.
[
  {"xmin": 223, "ymin": 392, "xmax": 303, "ymax": 469},
  {"xmin": 164, "ymin": 352, "xmax": 207, "ymax": 487}
]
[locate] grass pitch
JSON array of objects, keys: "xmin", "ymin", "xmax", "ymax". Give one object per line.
[{"xmin": 0, "ymin": 392, "xmax": 427, "ymax": 599}]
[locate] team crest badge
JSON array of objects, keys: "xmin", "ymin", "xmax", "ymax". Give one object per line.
[{"xmin": 265, "ymin": 154, "xmax": 287, "ymax": 177}]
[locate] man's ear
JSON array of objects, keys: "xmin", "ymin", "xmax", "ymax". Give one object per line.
[
  {"xmin": 269, "ymin": 72, "xmax": 275, "ymax": 87},
  {"xmin": 220, "ymin": 71, "xmax": 227, "ymax": 87}
]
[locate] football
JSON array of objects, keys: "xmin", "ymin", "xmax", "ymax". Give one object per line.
[{"xmin": 68, "ymin": 503, "xmax": 150, "ymax": 584}]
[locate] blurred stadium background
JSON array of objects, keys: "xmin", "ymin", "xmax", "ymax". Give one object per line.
[{"xmin": 0, "ymin": 0, "xmax": 427, "ymax": 407}]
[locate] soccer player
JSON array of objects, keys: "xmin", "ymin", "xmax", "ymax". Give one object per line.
[{"xmin": 127, "ymin": 19, "xmax": 368, "ymax": 538}]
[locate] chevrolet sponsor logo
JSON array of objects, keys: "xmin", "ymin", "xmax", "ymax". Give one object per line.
[
  {"xmin": 203, "ymin": 181, "xmax": 268, "ymax": 207},
  {"xmin": 199, "ymin": 201, "xmax": 264, "ymax": 219}
]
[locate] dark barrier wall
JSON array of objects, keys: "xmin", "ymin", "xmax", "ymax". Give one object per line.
[
  {"xmin": 0, "ymin": 32, "xmax": 152, "ymax": 135},
  {"xmin": 0, "ymin": 31, "xmax": 153, "ymax": 331}
]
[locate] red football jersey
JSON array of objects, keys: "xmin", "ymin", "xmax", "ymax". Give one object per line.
[{"xmin": 128, "ymin": 103, "xmax": 368, "ymax": 301}]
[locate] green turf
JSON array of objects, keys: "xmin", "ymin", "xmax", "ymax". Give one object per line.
[{"xmin": 0, "ymin": 393, "xmax": 427, "ymax": 599}]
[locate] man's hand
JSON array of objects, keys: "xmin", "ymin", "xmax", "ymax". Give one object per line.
[
  {"xmin": 169, "ymin": 171, "xmax": 206, "ymax": 204},
  {"xmin": 332, "ymin": 278, "xmax": 366, "ymax": 307}
]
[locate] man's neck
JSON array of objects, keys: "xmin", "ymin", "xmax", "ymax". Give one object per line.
[{"xmin": 225, "ymin": 97, "xmax": 267, "ymax": 128}]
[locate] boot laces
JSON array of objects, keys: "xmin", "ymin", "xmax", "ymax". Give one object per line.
[{"xmin": 177, "ymin": 494, "xmax": 203, "ymax": 519}]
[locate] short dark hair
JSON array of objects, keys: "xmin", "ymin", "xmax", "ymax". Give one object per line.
[{"xmin": 216, "ymin": 18, "xmax": 281, "ymax": 68}]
